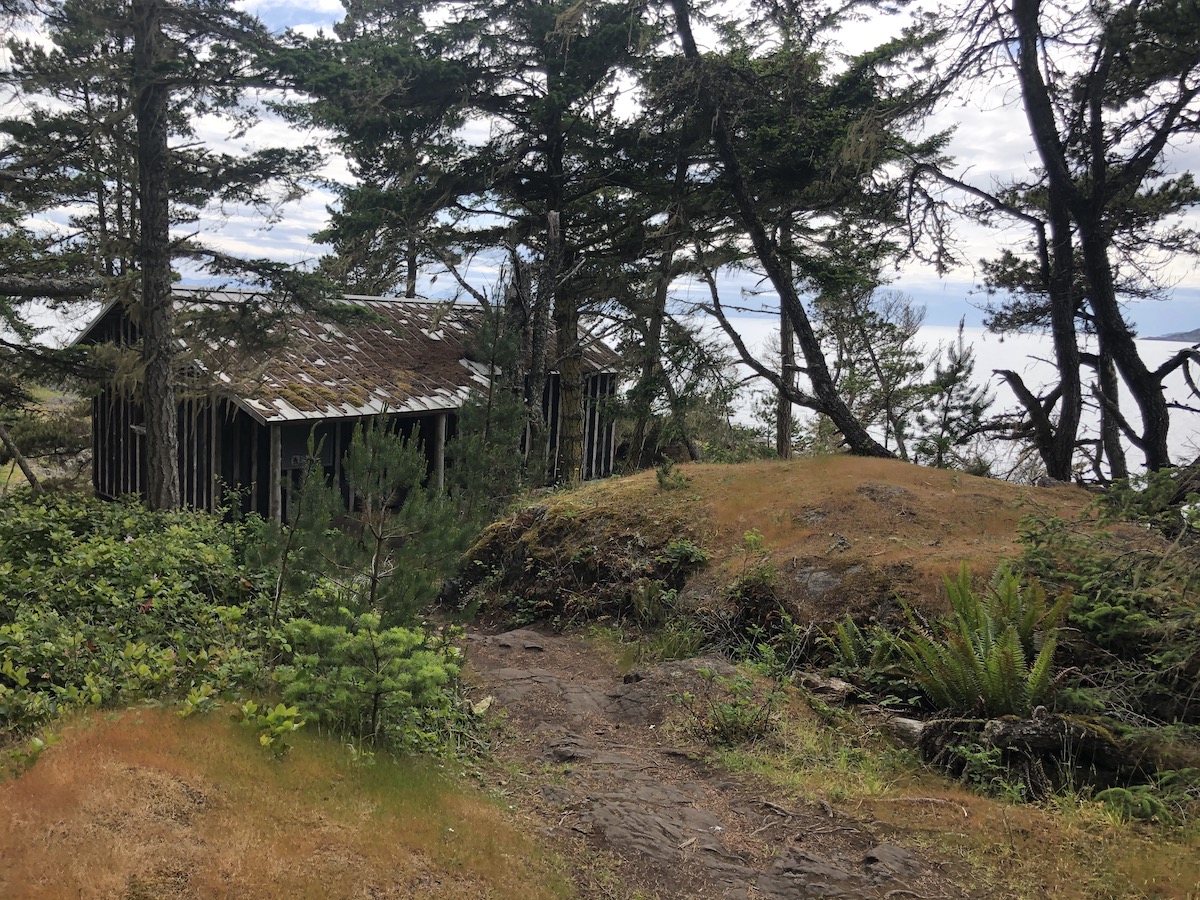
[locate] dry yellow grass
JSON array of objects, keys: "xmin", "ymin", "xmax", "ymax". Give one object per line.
[
  {"xmin": 0, "ymin": 708, "xmax": 570, "ymax": 899},
  {"xmin": 689, "ymin": 456, "xmax": 1091, "ymax": 569},
  {"xmin": 711, "ymin": 695, "xmax": 1200, "ymax": 900},
  {"xmin": 860, "ymin": 782, "xmax": 1200, "ymax": 899},
  {"xmin": 517, "ymin": 455, "xmax": 1109, "ymax": 622}
]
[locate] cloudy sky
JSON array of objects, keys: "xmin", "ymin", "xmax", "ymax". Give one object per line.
[{"xmin": 197, "ymin": 0, "xmax": 1200, "ymax": 337}]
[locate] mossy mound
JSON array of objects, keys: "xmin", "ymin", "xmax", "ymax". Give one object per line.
[{"xmin": 459, "ymin": 456, "xmax": 1109, "ymax": 629}]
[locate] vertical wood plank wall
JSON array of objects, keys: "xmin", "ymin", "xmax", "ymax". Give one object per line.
[{"xmin": 88, "ymin": 303, "xmax": 621, "ymax": 511}]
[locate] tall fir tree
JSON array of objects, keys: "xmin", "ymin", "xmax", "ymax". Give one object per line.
[
  {"xmin": 291, "ymin": 0, "xmax": 646, "ymax": 484},
  {"xmin": 1, "ymin": 0, "xmax": 331, "ymax": 509}
]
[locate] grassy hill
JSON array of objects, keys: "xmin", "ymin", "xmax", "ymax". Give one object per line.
[
  {"xmin": 2, "ymin": 457, "xmax": 1196, "ymax": 898},
  {"xmin": 1, "ymin": 708, "xmax": 571, "ymax": 899},
  {"xmin": 466, "ymin": 456, "xmax": 1112, "ymax": 627}
]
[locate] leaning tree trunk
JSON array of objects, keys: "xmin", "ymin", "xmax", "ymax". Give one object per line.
[
  {"xmin": 629, "ymin": 145, "xmax": 691, "ymax": 470},
  {"xmin": 0, "ymin": 422, "xmax": 42, "ymax": 495},
  {"xmin": 1079, "ymin": 226, "xmax": 1172, "ymax": 470},
  {"xmin": 1012, "ymin": 0, "xmax": 1083, "ymax": 482},
  {"xmin": 1096, "ymin": 339, "xmax": 1129, "ymax": 481},
  {"xmin": 1012, "ymin": 0, "xmax": 1170, "ymax": 473},
  {"xmin": 133, "ymin": 0, "xmax": 180, "ymax": 511},
  {"xmin": 670, "ymin": 0, "xmax": 890, "ymax": 459}
]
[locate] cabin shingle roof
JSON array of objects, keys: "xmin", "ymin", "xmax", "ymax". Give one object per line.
[
  {"xmin": 236, "ymin": 297, "xmax": 492, "ymax": 422},
  {"xmin": 78, "ymin": 289, "xmax": 621, "ymax": 424}
]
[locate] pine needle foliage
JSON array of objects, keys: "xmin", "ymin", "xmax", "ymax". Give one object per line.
[{"xmin": 898, "ymin": 565, "xmax": 1070, "ymax": 717}]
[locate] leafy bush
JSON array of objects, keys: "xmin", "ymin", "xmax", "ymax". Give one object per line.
[
  {"xmin": 1017, "ymin": 490, "xmax": 1200, "ymax": 725},
  {"xmin": 0, "ymin": 493, "xmax": 276, "ymax": 739},
  {"xmin": 238, "ymin": 699, "xmax": 306, "ymax": 759},
  {"xmin": 0, "ymin": 491, "xmax": 473, "ymax": 761},
  {"xmin": 677, "ymin": 667, "xmax": 779, "ymax": 746},
  {"xmin": 658, "ymin": 538, "xmax": 709, "ymax": 575}
]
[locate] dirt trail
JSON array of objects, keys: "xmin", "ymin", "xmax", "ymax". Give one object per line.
[{"xmin": 467, "ymin": 627, "xmax": 972, "ymax": 900}]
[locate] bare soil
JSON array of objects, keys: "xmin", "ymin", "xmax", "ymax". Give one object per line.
[{"xmin": 467, "ymin": 626, "xmax": 974, "ymax": 899}]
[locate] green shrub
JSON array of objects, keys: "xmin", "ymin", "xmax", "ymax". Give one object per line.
[
  {"xmin": 655, "ymin": 458, "xmax": 691, "ymax": 491},
  {"xmin": 725, "ymin": 529, "xmax": 779, "ymax": 625},
  {"xmin": 895, "ymin": 565, "xmax": 1069, "ymax": 717},
  {"xmin": 658, "ymin": 538, "xmax": 709, "ymax": 574},
  {"xmin": 238, "ymin": 699, "xmax": 306, "ymax": 759},
  {"xmin": 0, "ymin": 491, "xmax": 476, "ymax": 760},
  {"xmin": 1017, "ymin": 498, "xmax": 1200, "ymax": 724},
  {"xmin": 0, "ymin": 493, "xmax": 276, "ymax": 739},
  {"xmin": 678, "ymin": 667, "xmax": 779, "ymax": 746},
  {"xmin": 276, "ymin": 610, "xmax": 462, "ymax": 751},
  {"xmin": 646, "ymin": 617, "xmax": 707, "ymax": 661},
  {"xmin": 819, "ymin": 615, "xmax": 915, "ymax": 703}
]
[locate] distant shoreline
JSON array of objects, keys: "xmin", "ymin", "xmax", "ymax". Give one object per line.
[{"xmin": 1147, "ymin": 328, "xmax": 1200, "ymax": 343}]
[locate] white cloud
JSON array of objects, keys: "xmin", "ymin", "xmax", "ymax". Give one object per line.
[{"xmin": 237, "ymin": 0, "xmax": 344, "ymax": 16}]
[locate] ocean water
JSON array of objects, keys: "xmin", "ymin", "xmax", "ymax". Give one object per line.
[{"xmin": 722, "ymin": 318, "xmax": 1200, "ymax": 471}]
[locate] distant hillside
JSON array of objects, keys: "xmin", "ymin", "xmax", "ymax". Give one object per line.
[{"xmin": 1148, "ymin": 327, "xmax": 1200, "ymax": 342}]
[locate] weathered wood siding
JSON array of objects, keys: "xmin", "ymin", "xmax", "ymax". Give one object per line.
[
  {"xmin": 85, "ymin": 301, "xmax": 618, "ymax": 516},
  {"xmin": 582, "ymin": 372, "xmax": 617, "ymax": 481}
]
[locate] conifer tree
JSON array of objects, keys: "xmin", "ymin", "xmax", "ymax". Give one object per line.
[
  {"xmin": 914, "ymin": 0, "xmax": 1200, "ymax": 474},
  {"xmin": 1, "ymin": 0, "xmax": 329, "ymax": 509},
  {"xmin": 664, "ymin": 0, "xmax": 944, "ymax": 458},
  {"xmin": 290, "ymin": 417, "xmax": 473, "ymax": 628},
  {"xmin": 912, "ymin": 321, "xmax": 994, "ymax": 471},
  {"xmin": 447, "ymin": 299, "xmax": 529, "ymax": 519},
  {"xmin": 292, "ymin": 0, "xmax": 644, "ymax": 484}
]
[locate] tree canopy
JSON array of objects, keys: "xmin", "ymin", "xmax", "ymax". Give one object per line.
[
  {"xmin": 1, "ymin": 0, "xmax": 336, "ymax": 508},
  {"xmin": 3, "ymin": 0, "xmax": 1198, "ymax": 498}
]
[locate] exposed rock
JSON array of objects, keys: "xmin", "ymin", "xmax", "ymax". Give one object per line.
[
  {"xmin": 796, "ymin": 671, "xmax": 856, "ymax": 702},
  {"xmin": 856, "ymin": 483, "xmax": 910, "ymax": 502},
  {"xmin": 467, "ymin": 626, "xmax": 967, "ymax": 899},
  {"xmin": 862, "ymin": 843, "xmax": 922, "ymax": 878},
  {"xmin": 491, "ymin": 629, "xmax": 547, "ymax": 652},
  {"xmin": 881, "ymin": 715, "xmax": 927, "ymax": 747},
  {"xmin": 792, "ymin": 567, "xmax": 843, "ymax": 600},
  {"xmin": 758, "ymin": 847, "xmax": 870, "ymax": 898}
]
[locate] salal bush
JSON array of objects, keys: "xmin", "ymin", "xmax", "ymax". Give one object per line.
[{"xmin": 0, "ymin": 494, "xmax": 274, "ymax": 738}]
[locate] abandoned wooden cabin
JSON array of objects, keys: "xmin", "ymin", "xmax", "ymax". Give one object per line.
[{"xmin": 77, "ymin": 290, "xmax": 620, "ymax": 519}]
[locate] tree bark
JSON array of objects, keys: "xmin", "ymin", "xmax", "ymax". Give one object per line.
[
  {"xmin": 629, "ymin": 142, "xmax": 691, "ymax": 470},
  {"xmin": 550, "ymin": 210, "xmax": 584, "ymax": 485},
  {"xmin": 1011, "ymin": 0, "xmax": 1173, "ymax": 472},
  {"xmin": 1011, "ymin": 0, "xmax": 1084, "ymax": 482},
  {"xmin": 1077, "ymin": 222, "xmax": 1172, "ymax": 470},
  {"xmin": 0, "ymin": 421, "xmax": 42, "ymax": 494},
  {"xmin": 404, "ymin": 239, "xmax": 418, "ymax": 298},
  {"xmin": 1096, "ymin": 340, "xmax": 1129, "ymax": 481},
  {"xmin": 540, "ymin": 57, "xmax": 583, "ymax": 486},
  {"xmin": 518, "ymin": 256, "xmax": 550, "ymax": 484},
  {"xmin": 133, "ymin": 0, "xmax": 180, "ymax": 511},
  {"xmin": 776, "ymin": 222, "xmax": 796, "ymax": 459}
]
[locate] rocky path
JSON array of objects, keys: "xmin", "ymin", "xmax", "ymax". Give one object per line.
[{"xmin": 466, "ymin": 628, "xmax": 971, "ymax": 900}]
